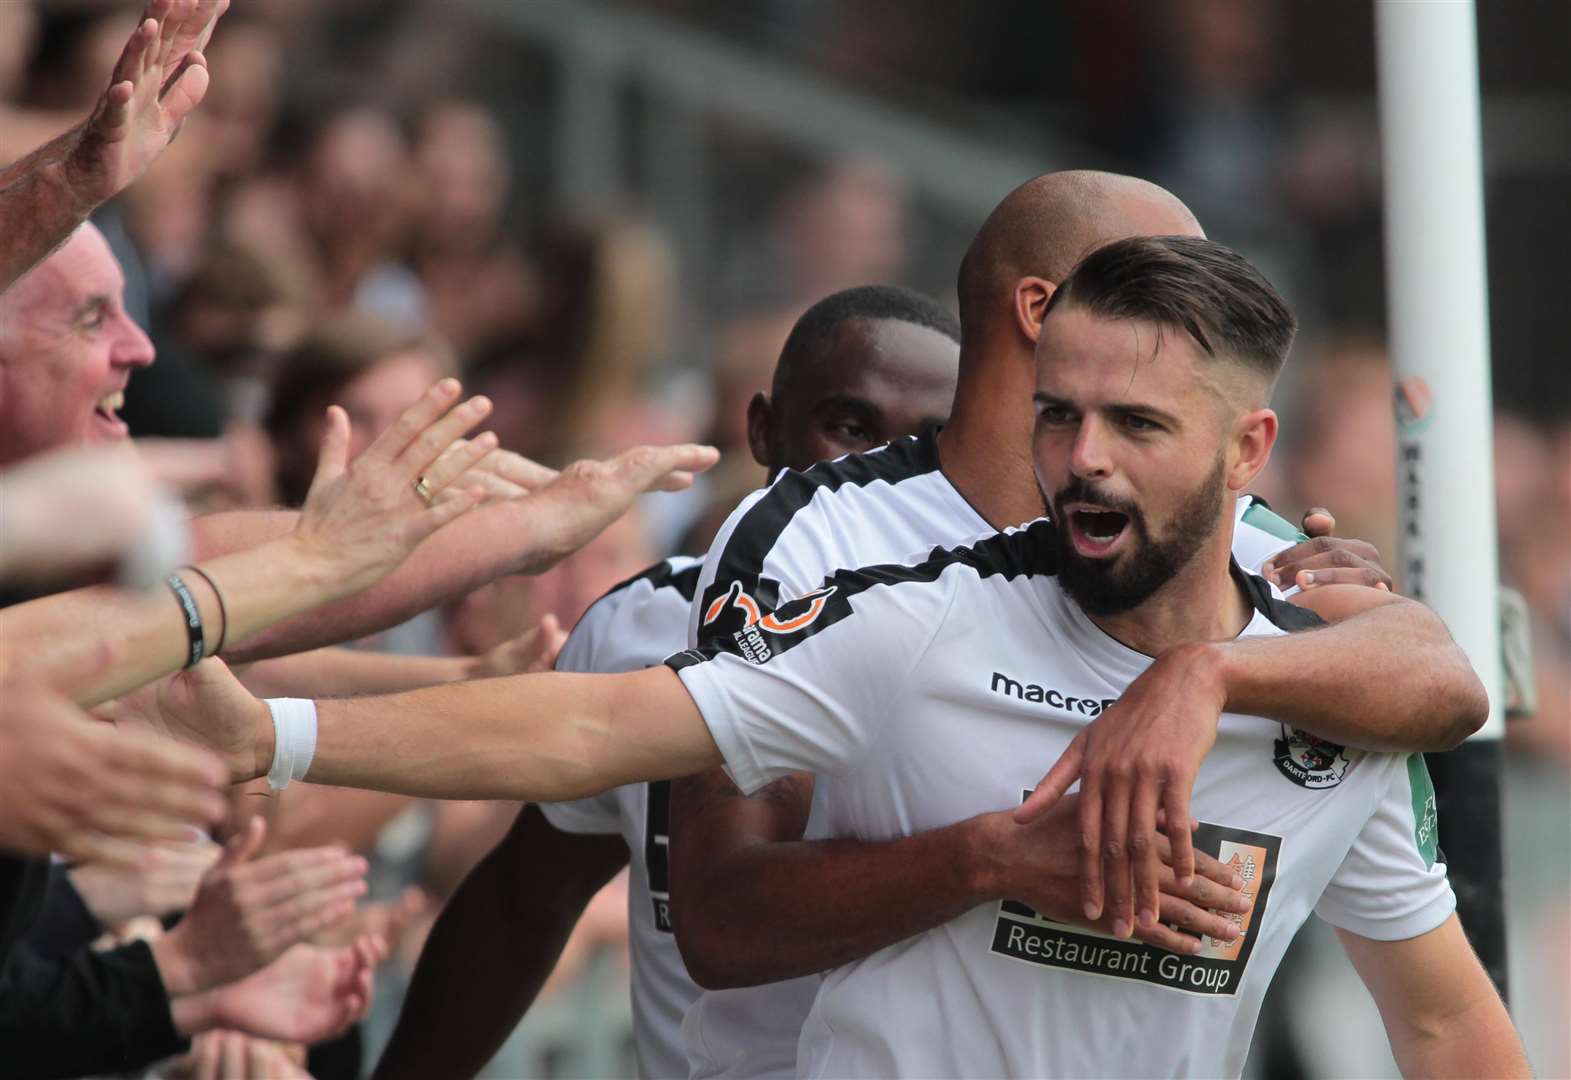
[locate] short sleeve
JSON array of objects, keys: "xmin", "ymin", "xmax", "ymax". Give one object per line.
[
  {"xmin": 1315, "ymin": 753, "xmax": 1455, "ymax": 940},
  {"xmin": 667, "ymin": 564, "xmax": 956, "ymax": 795},
  {"xmin": 687, "ymin": 486, "xmax": 770, "ymax": 650},
  {"xmin": 539, "ymin": 792, "xmax": 622, "ymax": 836},
  {"xmin": 689, "ymin": 478, "xmax": 838, "ymax": 652}
]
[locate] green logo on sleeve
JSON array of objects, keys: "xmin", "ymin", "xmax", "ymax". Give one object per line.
[{"xmin": 1407, "ymin": 753, "xmax": 1439, "ymax": 868}]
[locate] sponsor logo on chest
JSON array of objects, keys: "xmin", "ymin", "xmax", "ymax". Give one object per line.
[
  {"xmin": 989, "ymin": 671, "xmax": 1116, "ymax": 718},
  {"xmin": 991, "ymin": 810, "xmax": 1282, "ymax": 997}
]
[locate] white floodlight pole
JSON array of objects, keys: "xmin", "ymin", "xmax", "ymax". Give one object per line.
[
  {"xmin": 1375, "ymin": 0, "xmax": 1501, "ymax": 732},
  {"xmin": 1374, "ymin": 0, "xmax": 1507, "ymax": 996}
]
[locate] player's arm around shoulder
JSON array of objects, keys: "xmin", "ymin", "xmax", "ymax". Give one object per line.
[
  {"xmin": 668, "ymin": 767, "xmax": 817, "ymax": 988},
  {"xmin": 1281, "ymin": 581, "xmax": 1476, "ymax": 751},
  {"xmin": 1336, "ymin": 914, "xmax": 1531, "ymax": 1078}
]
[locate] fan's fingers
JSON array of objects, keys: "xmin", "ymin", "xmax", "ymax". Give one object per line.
[{"xmin": 358, "ymin": 380, "xmax": 462, "ymax": 465}]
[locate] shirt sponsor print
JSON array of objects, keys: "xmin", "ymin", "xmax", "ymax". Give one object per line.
[
  {"xmin": 702, "ymin": 581, "xmax": 845, "ymax": 666},
  {"xmin": 990, "ymin": 818, "xmax": 1281, "ymax": 997}
]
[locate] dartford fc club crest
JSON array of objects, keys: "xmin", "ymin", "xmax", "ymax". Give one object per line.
[{"xmin": 1273, "ymin": 725, "xmax": 1350, "ymax": 789}]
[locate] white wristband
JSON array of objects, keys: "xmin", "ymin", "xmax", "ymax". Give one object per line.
[{"xmin": 264, "ymin": 698, "xmax": 318, "ymax": 791}]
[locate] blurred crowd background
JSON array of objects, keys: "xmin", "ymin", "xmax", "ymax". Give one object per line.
[{"xmin": 2, "ymin": 0, "xmax": 1566, "ymax": 1076}]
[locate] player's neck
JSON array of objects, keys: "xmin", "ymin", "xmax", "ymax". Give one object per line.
[
  {"xmin": 937, "ymin": 345, "xmax": 1046, "ymax": 530},
  {"xmin": 1085, "ymin": 526, "xmax": 1253, "ymax": 658}
]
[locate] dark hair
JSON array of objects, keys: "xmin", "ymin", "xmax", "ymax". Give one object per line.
[
  {"xmin": 265, "ymin": 312, "xmax": 453, "ymax": 442},
  {"xmin": 1046, "ymin": 236, "xmax": 1296, "ymax": 381},
  {"xmin": 779, "ymin": 285, "xmax": 960, "ymax": 369}
]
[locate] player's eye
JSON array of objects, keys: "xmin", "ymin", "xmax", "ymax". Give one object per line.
[
  {"xmin": 830, "ymin": 421, "xmax": 870, "ymax": 441},
  {"xmin": 1038, "ymin": 404, "xmax": 1076, "ymax": 425},
  {"xmin": 1122, "ymin": 414, "xmax": 1160, "ymax": 432}
]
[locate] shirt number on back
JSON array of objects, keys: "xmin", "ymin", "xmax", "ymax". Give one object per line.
[{"xmin": 645, "ymin": 780, "xmax": 673, "ymax": 933}]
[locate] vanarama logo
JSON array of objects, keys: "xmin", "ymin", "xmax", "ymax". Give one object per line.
[
  {"xmin": 703, "ymin": 580, "xmax": 762, "ymax": 629},
  {"xmin": 990, "ymin": 671, "xmax": 1116, "ymax": 717},
  {"xmin": 706, "ymin": 581, "xmax": 843, "ymax": 665},
  {"xmin": 1272, "ymin": 724, "xmax": 1351, "ymax": 789},
  {"xmin": 758, "ymin": 585, "xmax": 836, "ymax": 633}
]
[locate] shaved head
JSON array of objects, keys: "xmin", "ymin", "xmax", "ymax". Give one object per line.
[{"xmin": 956, "ymin": 171, "xmax": 1203, "ymax": 339}]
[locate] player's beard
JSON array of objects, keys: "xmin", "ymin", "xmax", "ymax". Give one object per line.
[{"xmin": 1051, "ymin": 452, "xmax": 1228, "ymax": 617}]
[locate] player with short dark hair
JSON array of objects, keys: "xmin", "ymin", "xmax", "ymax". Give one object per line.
[
  {"xmin": 660, "ymin": 175, "xmax": 1442, "ymax": 1079},
  {"xmin": 373, "ymin": 283, "xmax": 961, "ymax": 1080}
]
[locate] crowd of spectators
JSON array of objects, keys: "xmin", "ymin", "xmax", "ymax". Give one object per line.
[
  {"xmin": 0, "ymin": 2, "xmax": 718, "ymax": 1075},
  {"xmin": 1, "ymin": 0, "xmax": 1564, "ymax": 1077}
]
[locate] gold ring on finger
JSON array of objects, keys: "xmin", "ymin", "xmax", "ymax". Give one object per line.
[{"xmin": 413, "ymin": 476, "xmax": 435, "ymax": 507}]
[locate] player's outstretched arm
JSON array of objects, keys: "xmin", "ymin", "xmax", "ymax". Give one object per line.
[
  {"xmin": 669, "ymin": 768, "xmax": 1252, "ymax": 988},
  {"xmin": 1337, "ymin": 915, "xmax": 1530, "ymax": 1078},
  {"xmin": 192, "ymin": 442, "xmax": 718, "ymax": 663},
  {"xmin": 373, "ymin": 806, "xmax": 628, "ymax": 1080},
  {"xmin": 303, "ymin": 667, "xmax": 722, "ymax": 800},
  {"xmin": 0, "ymin": 0, "xmax": 226, "ymax": 292},
  {"xmin": 137, "ymin": 659, "xmax": 721, "ymax": 801}
]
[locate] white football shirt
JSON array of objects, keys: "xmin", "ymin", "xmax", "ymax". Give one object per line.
[
  {"xmin": 539, "ymin": 556, "xmax": 706, "ymax": 1080},
  {"xmin": 669, "ymin": 521, "xmax": 1453, "ymax": 1078},
  {"xmin": 679, "ymin": 431, "xmax": 1308, "ymax": 1077}
]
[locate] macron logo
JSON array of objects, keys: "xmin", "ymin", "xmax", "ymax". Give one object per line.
[{"xmin": 990, "ymin": 671, "xmax": 1117, "ymax": 717}]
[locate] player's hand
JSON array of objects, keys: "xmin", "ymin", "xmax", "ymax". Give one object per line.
[
  {"xmin": 98, "ymin": 658, "xmax": 271, "ymax": 784},
  {"xmin": 153, "ymin": 817, "xmax": 367, "ymax": 995},
  {"xmin": 61, "ymin": 0, "xmax": 229, "ymax": 211},
  {"xmin": 511, "ymin": 443, "xmax": 721, "ymax": 574},
  {"xmin": 287, "ymin": 379, "xmax": 497, "ymax": 599},
  {"xmin": 204, "ymin": 935, "xmax": 385, "ymax": 1045},
  {"xmin": 1258, "ymin": 508, "xmax": 1392, "ymax": 592},
  {"xmin": 979, "ymin": 795, "xmax": 1251, "ymax": 954},
  {"xmin": 466, "ymin": 614, "xmax": 568, "ymax": 679},
  {"xmin": 0, "ymin": 679, "xmax": 227, "ymax": 867},
  {"xmin": 1016, "ymin": 642, "xmax": 1227, "ymax": 940}
]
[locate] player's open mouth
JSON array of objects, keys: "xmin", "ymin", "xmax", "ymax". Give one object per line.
[
  {"xmin": 1064, "ymin": 503, "xmax": 1131, "ymax": 558},
  {"xmin": 92, "ymin": 390, "xmax": 128, "ymax": 438}
]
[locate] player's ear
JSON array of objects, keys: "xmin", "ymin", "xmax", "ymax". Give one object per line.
[
  {"xmin": 1228, "ymin": 407, "xmax": 1278, "ymax": 491},
  {"xmin": 746, "ymin": 392, "xmax": 774, "ymax": 469},
  {"xmin": 1012, "ymin": 277, "xmax": 1057, "ymax": 345}
]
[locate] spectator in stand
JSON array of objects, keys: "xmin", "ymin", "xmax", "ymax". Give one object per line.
[
  {"xmin": 524, "ymin": 214, "xmax": 684, "ymax": 462},
  {"xmin": 224, "ymin": 103, "xmax": 425, "ymax": 326},
  {"xmin": 197, "ymin": 12, "xmax": 285, "ymax": 184},
  {"xmin": 408, "ymin": 100, "xmax": 535, "ymax": 352},
  {"xmin": 1280, "ymin": 337, "xmax": 1399, "ymax": 575},
  {"xmin": 266, "ymin": 313, "xmax": 456, "ymax": 508}
]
